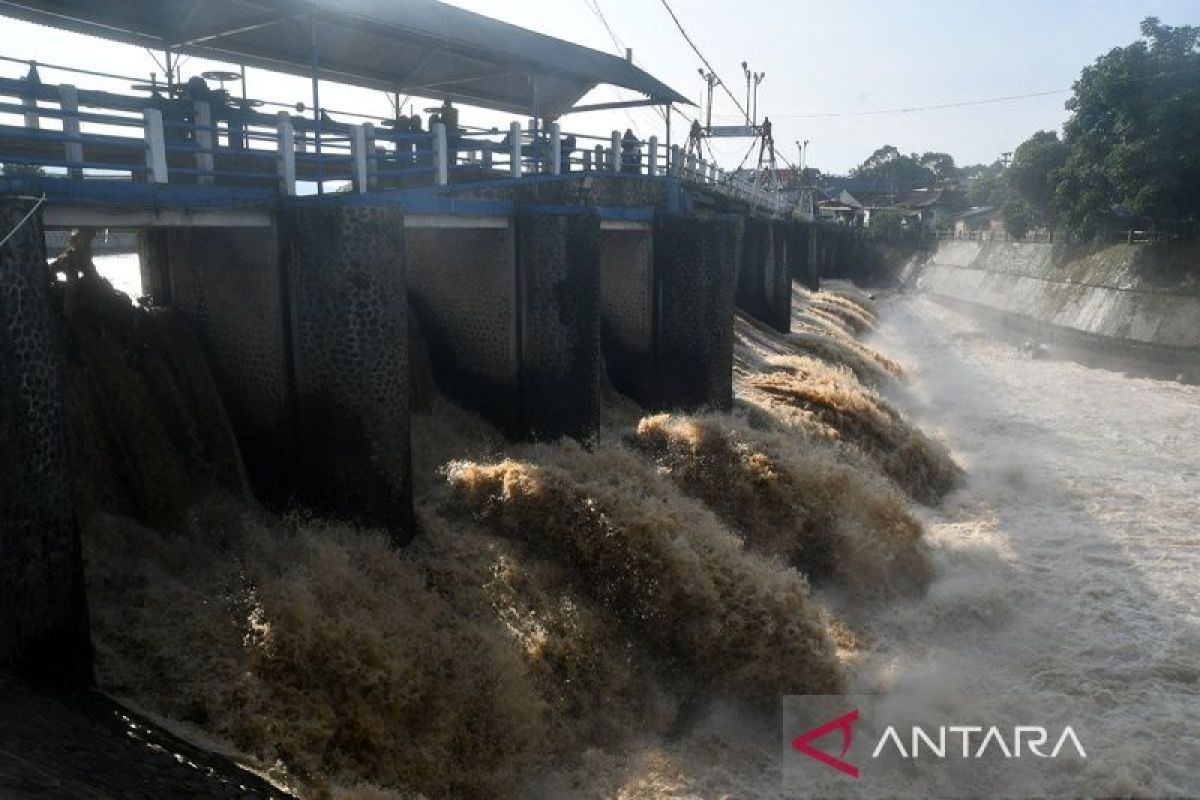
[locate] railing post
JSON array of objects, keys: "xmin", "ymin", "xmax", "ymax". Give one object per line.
[
  {"xmin": 143, "ymin": 107, "xmax": 168, "ymax": 184},
  {"xmin": 509, "ymin": 121, "xmax": 522, "ymax": 178},
  {"xmin": 610, "ymin": 130, "xmax": 621, "ymax": 171},
  {"xmin": 362, "ymin": 122, "xmax": 377, "ymax": 191},
  {"xmin": 670, "ymin": 145, "xmax": 681, "ymax": 176},
  {"xmin": 193, "ymin": 100, "xmax": 214, "ymax": 185},
  {"xmin": 276, "ymin": 112, "xmax": 296, "ymax": 196},
  {"xmin": 593, "ymin": 144, "xmax": 603, "ymax": 171},
  {"xmin": 351, "ymin": 124, "xmax": 369, "ymax": 193},
  {"xmin": 22, "ymin": 76, "xmax": 39, "ymax": 130},
  {"xmin": 582, "ymin": 149, "xmax": 592, "ymax": 171},
  {"xmin": 549, "ymin": 122, "xmax": 562, "ymax": 175},
  {"xmin": 433, "ymin": 122, "xmax": 449, "ymax": 186},
  {"xmin": 482, "ymin": 145, "xmax": 493, "ymax": 171},
  {"xmin": 647, "ymin": 136, "xmax": 659, "ymax": 177},
  {"xmin": 58, "ymin": 84, "xmax": 82, "ymax": 179}
]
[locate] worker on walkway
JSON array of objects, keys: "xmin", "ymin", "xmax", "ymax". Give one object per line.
[
  {"xmin": 620, "ymin": 128, "xmax": 642, "ymax": 174},
  {"xmin": 561, "ymin": 133, "xmax": 577, "ymax": 173}
]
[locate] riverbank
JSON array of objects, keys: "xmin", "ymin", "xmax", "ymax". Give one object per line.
[{"xmin": 908, "ymin": 240, "xmax": 1200, "ymax": 382}]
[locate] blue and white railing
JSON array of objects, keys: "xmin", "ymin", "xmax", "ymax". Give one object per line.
[{"xmin": 0, "ymin": 66, "xmax": 791, "ymax": 216}]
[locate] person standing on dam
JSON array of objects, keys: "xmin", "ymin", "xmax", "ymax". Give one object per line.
[{"xmin": 621, "ymin": 128, "xmax": 643, "ymax": 174}]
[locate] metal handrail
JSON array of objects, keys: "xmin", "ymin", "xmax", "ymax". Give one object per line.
[{"xmin": 0, "ymin": 73, "xmax": 794, "ymax": 209}]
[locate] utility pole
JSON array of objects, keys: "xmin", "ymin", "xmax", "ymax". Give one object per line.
[
  {"xmin": 698, "ymin": 68, "xmax": 719, "ymax": 131},
  {"xmin": 751, "ymin": 70, "xmax": 765, "ymax": 126},
  {"xmin": 742, "ymin": 62, "xmax": 751, "ymax": 126}
]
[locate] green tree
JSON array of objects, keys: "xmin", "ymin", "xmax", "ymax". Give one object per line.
[
  {"xmin": 865, "ymin": 208, "xmax": 910, "ymax": 240},
  {"xmin": 919, "ymin": 151, "xmax": 957, "ymax": 182},
  {"xmin": 1055, "ymin": 17, "xmax": 1200, "ymax": 233},
  {"xmin": 965, "ymin": 160, "xmax": 1010, "ymax": 207},
  {"xmin": 851, "ymin": 145, "xmax": 935, "ymax": 190},
  {"xmin": 1002, "ymin": 199, "xmax": 1035, "ymax": 239},
  {"xmin": 1004, "ymin": 130, "xmax": 1069, "ymax": 229}
]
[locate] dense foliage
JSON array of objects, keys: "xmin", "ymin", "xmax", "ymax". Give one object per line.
[
  {"xmin": 1006, "ymin": 18, "xmax": 1200, "ymax": 236},
  {"xmin": 850, "ymin": 145, "xmax": 936, "ymax": 190},
  {"xmin": 837, "ymin": 19, "xmax": 1199, "ymax": 240},
  {"xmin": 1002, "ymin": 131, "xmax": 1069, "ymax": 237}
]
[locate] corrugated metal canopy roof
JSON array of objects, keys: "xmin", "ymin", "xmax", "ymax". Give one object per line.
[{"xmin": 0, "ymin": 0, "xmax": 691, "ymax": 117}]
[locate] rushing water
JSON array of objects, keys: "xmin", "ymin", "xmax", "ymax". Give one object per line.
[
  {"xmin": 85, "ymin": 248, "xmax": 1197, "ymax": 796},
  {"xmin": 93, "ymin": 252, "xmax": 141, "ymax": 301},
  {"xmin": 842, "ymin": 293, "xmax": 1200, "ymax": 797},
  {"xmin": 630, "ymin": 291, "xmax": 1199, "ymax": 798}
]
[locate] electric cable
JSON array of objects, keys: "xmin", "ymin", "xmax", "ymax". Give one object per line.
[{"xmin": 0, "ymin": 193, "xmax": 47, "ymax": 249}]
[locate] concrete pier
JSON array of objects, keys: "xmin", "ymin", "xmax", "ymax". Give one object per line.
[
  {"xmin": 651, "ymin": 214, "xmax": 737, "ymax": 411},
  {"xmin": 0, "ymin": 198, "xmax": 91, "ymax": 684},
  {"xmin": 599, "ymin": 225, "xmax": 655, "ymax": 402},
  {"xmin": 736, "ymin": 218, "xmax": 792, "ymax": 333},
  {"xmin": 285, "ymin": 205, "xmax": 412, "ymax": 541},
  {"xmin": 407, "ymin": 218, "xmax": 520, "ymax": 426},
  {"xmin": 790, "ymin": 223, "xmax": 820, "ymax": 291},
  {"xmin": 516, "ymin": 208, "xmax": 601, "ymax": 440},
  {"xmin": 408, "ymin": 210, "xmax": 603, "ymax": 441},
  {"xmin": 155, "ymin": 226, "xmax": 293, "ymax": 497}
]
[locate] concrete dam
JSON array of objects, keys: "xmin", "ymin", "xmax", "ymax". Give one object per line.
[
  {"xmin": 2, "ymin": 169, "xmax": 837, "ymax": 679},
  {"xmin": 5, "ymin": 2, "xmax": 1198, "ymax": 798}
]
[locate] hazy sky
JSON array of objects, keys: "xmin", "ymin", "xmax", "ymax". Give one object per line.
[{"xmin": 1, "ymin": 1, "xmax": 1196, "ymax": 173}]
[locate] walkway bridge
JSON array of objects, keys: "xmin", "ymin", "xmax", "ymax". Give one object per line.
[{"xmin": 0, "ymin": 69, "xmax": 789, "ymax": 227}]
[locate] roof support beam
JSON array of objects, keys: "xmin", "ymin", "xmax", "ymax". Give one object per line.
[
  {"xmin": 170, "ymin": 12, "xmax": 301, "ymax": 47},
  {"xmin": 396, "ymin": 68, "xmax": 525, "ymax": 95},
  {"xmin": 563, "ymin": 98, "xmax": 662, "ymax": 114}
]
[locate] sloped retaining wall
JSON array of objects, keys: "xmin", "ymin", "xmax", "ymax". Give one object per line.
[{"xmin": 917, "ymin": 240, "xmax": 1200, "ymax": 374}]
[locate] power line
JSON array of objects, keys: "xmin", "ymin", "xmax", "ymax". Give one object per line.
[
  {"xmin": 578, "ymin": 0, "xmax": 667, "ymax": 134},
  {"xmin": 769, "ymin": 63, "xmax": 1200, "ymax": 120},
  {"xmin": 584, "ymin": 0, "xmax": 624, "ymax": 52},
  {"xmin": 657, "ymin": 0, "xmax": 750, "ymax": 122},
  {"xmin": 772, "ymin": 88, "xmax": 1071, "ymax": 119}
]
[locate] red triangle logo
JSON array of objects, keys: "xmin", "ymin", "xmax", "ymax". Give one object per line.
[{"xmin": 792, "ymin": 709, "xmax": 860, "ymax": 778}]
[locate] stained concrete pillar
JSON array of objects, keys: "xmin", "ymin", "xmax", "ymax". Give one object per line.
[
  {"xmin": 736, "ymin": 218, "xmax": 791, "ymax": 333},
  {"xmin": 407, "ymin": 210, "xmax": 602, "ymax": 441},
  {"xmin": 284, "ymin": 205, "xmax": 412, "ymax": 541},
  {"xmin": 516, "ymin": 208, "xmax": 602, "ymax": 440},
  {"xmin": 157, "ymin": 226, "xmax": 293, "ymax": 499},
  {"xmin": 651, "ymin": 214, "xmax": 737, "ymax": 411},
  {"xmin": 137, "ymin": 229, "xmax": 170, "ymax": 305},
  {"xmin": 406, "ymin": 220, "xmax": 520, "ymax": 429},
  {"xmin": 0, "ymin": 198, "xmax": 92, "ymax": 684},
  {"xmin": 599, "ymin": 225, "xmax": 655, "ymax": 404},
  {"xmin": 790, "ymin": 223, "xmax": 820, "ymax": 292}
]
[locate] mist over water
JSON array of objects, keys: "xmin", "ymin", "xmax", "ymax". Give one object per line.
[
  {"xmin": 846, "ymin": 294, "xmax": 1200, "ymax": 796},
  {"xmin": 604, "ymin": 293, "xmax": 1199, "ymax": 798},
  {"xmin": 92, "ymin": 252, "xmax": 141, "ymax": 301}
]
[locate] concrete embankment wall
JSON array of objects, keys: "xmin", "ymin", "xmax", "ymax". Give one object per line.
[{"xmin": 914, "ymin": 240, "xmax": 1200, "ymax": 373}]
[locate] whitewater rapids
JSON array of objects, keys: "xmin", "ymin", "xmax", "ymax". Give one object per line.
[
  {"xmin": 604, "ymin": 291, "xmax": 1199, "ymax": 799},
  {"xmin": 86, "ymin": 254, "xmax": 1198, "ymax": 797},
  {"xmin": 850, "ymin": 293, "xmax": 1200, "ymax": 796}
]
